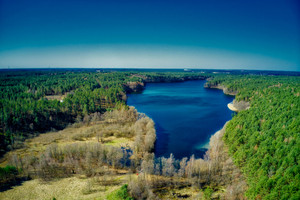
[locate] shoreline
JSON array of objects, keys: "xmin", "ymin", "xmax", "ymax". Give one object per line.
[
  {"xmin": 205, "ymin": 83, "xmax": 250, "ymax": 112},
  {"xmin": 227, "ymin": 102, "xmax": 239, "ymax": 112},
  {"xmin": 203, "ymin": 83, "xmax": 238, "ymax": 150},
  {"xmin": 127, "ymin": 78, "xmax": 236, "ymax": 155},
  {"xmin": 124, "ymin": 75, "xmax": 206, "ymax": 93}
]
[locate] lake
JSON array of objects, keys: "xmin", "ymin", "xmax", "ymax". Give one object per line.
[{"xmin": 127, "ymin": 80, "xmax": 234, "ymax": 159}]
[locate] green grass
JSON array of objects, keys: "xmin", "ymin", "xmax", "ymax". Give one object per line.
[{"xmin": 106, "ymin": 184, "xmax": 134, "ymax": 200}]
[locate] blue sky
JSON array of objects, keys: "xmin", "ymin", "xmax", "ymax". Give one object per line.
[{"xmin": 0, "ymin": 0, "xmax": 299, "ymax": 71}]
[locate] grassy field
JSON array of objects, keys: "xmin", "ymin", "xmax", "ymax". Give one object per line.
[
  {"xmin": 0, "ymin": 174, "xmax": 131, "ymax": 200},
  {"xmin": 0, "ymin": 108, "xmax": 141, "ymax": 199},
  {"xmin": 0, "ymin": 116, "xmax": 135, "ymax": 167}
]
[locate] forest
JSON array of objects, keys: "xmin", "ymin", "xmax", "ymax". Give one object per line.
[
  {"xmin": 206, "ymin": 75, "xmax": 300, "ymax": 199},
  {"xmin": 0, "ymin": 70, "xmax": 205, "ymax": 156},
  {"xmin": 0, "ymin": 70, "xmax": 299, "ymax": 199}
]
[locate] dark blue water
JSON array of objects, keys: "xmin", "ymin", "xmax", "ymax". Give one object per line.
[{"xmin": 127, "ymin": 80, "xmax": 234, "ymax": 159}]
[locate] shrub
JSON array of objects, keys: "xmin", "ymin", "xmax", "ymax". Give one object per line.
[
  {"xmin": 106, "ymin": 184, "xmax": 134, "ymax": 200},
  {"xmin": 0, "ymin": 165, "xmax": 18, "ymax": 180},
  {"xmin": 0, "ymin": 165, "xmax": 19, "ymax": 191},
  {"xmin": 203, "ymin": 186, "xmax": 213, "ymax": 200}
]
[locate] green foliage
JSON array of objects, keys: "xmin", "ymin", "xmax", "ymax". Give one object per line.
[
  {"xmin": 203, "ymin": 186, "xmax": 214, "ymax": 200},
  {"xmin": 0, "ymin": 165, "xmax": 18, "ymax": 180},
  {"xmin": 106, "ymin": 184, "xmax": 134, "ymax": 200},
  {"xmin": 0, "ymin": 70, "xmax": 206, "ymax": 156},
  {"xmin": 0, "ymin": 71, "xmax": 127, "ymax": 154},
  {"xmin": 208, "ymin": 75, "xmax": 300, "ymax": 199},
  {"xmin": 0, "ymin": 165, "xmax": 19, "ymax": 191}
]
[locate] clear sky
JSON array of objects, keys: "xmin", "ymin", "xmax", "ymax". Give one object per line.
[{"xmin": 0, "ymin": 0, "xmax": 299, "ymax": 71}]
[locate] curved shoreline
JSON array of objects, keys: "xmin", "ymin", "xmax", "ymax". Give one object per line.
[
  {"xmin": 227, "ymin": 102, "xmax": 239, "ymax": 112},
  {"xmin": 205, "ymin": 83, "xmax": 238, "ymax": 151},
  {"xmin": 127, "ymin": 79, "xmax": 235, "ymax": 155}
]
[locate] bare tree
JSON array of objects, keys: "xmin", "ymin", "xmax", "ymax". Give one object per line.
[
  {"xmin": 162, "ymin": 154, "xmax": 176, "ymax": 177},
  {"xmin": 177, "ymin": 157, "xmax": 188, "ymax": 177}
]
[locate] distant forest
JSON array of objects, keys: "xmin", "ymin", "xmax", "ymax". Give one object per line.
[
  {"xmin": 0, "ymin": 70, "xmax": 205, "ymax": 155},
  {"xmin": 0, "ymin": 69, "xmax": 299, "ymax": 199}
]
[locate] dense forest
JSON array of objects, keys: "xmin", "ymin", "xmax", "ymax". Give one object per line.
[
  {"xmin": 0, "ymin": 70, "xmax": 205, "ymax": 156},
  {"xmin": 0, "ymin": 70, "xmax": 299, "ymax": 199},
  {"xmin": 206, "ymin": 75, "xmax": 300, "ymax": 199}
]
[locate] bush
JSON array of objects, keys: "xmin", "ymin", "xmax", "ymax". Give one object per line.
[
  {"xmin": 0, "ymin": 165, "xmax": 20, "ymax": 191},
  {"xmin": 0, "ymin": 165, "xmax": 18, "ymax": 180},
  {"xmin": 203, "ymin": 186, "xmax": 213, "ymax": 200},
  {"xmin": 107, "ymin": 184, "xmax": 134, "ymax": 200}
]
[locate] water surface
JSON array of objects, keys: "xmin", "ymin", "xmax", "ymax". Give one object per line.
[{"xmin": 127, "ymin": 80, "xmax": 234, "ymax": 159}]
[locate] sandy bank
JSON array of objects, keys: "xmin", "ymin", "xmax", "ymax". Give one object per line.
[
  {"xmin": 227, "ymin": 103, "xmax": 239, "ymax": 112},
  {"xmin": 228, "ymin": 100, "xmax": 250, "ymax": 112},
  {"xmin": 205, "ymin": 83, "xmax": 250, "ymax": 112}
]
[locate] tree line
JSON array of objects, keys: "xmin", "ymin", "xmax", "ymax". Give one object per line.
[
  {"xmin": 207, "ymin": 74, "xmax": 300, "ymax": 199},
  {"xmin": 1, "ymin": 70, "xmax": 298, "ymax": 199},
  {"xmin": 0, "ymin": 70, "xmax": 206, "ymax": 156}
]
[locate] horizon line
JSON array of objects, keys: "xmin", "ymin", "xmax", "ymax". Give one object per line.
[{"xmin": 0, "ymin": 67, "xmax": 299, "ymax": 73}]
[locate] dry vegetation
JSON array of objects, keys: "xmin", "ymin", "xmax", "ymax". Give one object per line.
[
  {"xmin": 44, "ymin": 91, "xmax": 74, "ymax": 101},
  {"xmin": 0, "ymin": 107, "xmax": 245, "ymax": 199},
  {"xmin": 0, "ymin": 106, "xmax": 157, "ymax": 199},
  {"xmin": 0, "ymin": 175, "xmax": 128, "ymax": 200},
  {"xmin": 125, "ymin": 122, "xmax": 247, "ymax": 199}
]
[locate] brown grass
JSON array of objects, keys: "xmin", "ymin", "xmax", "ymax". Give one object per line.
[
  {"xmin": 44, "ymin": 91, "xmax": 73, "ymax": 101},
  {"xmin": 0, "ymin": 174, "xmax": 129, "ymax": 200},
  {"xmin": 0, "ymin": 114, "xmax": 136, "ymax": 167},
  {"xmin": 0, "ymin": 107, "xmax": 160, "ymax": 199}
]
